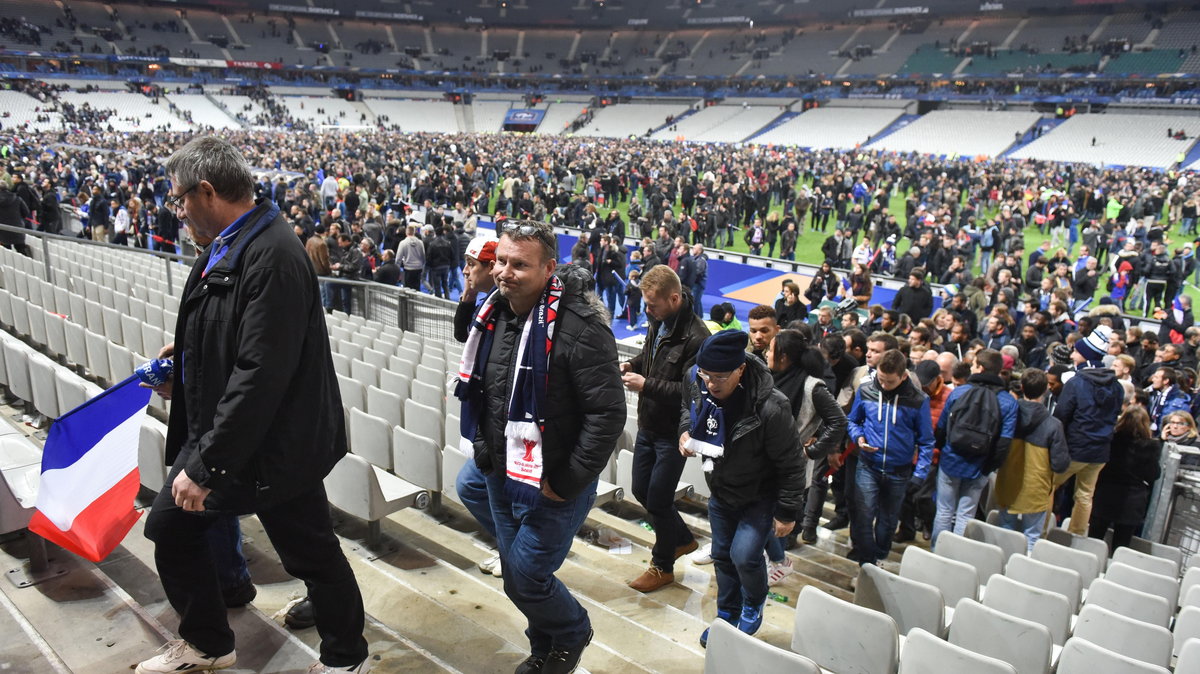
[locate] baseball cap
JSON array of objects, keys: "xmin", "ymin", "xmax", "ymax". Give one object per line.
[{"xmin": 465, "ymin": 238, "xmax": 497, "ymax": 262}]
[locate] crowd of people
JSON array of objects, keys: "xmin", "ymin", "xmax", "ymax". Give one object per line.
[{"xmin": 1, "ymin": 116, "xmax": 1198, "ymax": 670}]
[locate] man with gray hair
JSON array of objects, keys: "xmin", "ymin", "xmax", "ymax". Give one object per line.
[{"xmin": 138, "ymin": 136, "xmax": 370, "ymax": 674}]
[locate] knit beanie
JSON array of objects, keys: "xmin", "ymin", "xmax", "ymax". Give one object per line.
[
  {"xmin": 1076, "ymin": 324, "xmax": 1112, "ymax": 363},
  {"xmin": 697, "ymin": 330, "xmax": 748, "ymax": 373}
]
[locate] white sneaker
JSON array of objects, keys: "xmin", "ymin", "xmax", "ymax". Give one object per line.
[
  {"xmin": 478, "ymin": 553, "xmax": 500, "ymax": 575},
  {"xmin": 690, "ymin": 543, "xmax": 714, "ymax": 565},
  {"xmin": 767, "ymin": 558, "xmax": 794, "ymax": 586},
  {"xmin": 136, "ymin": 640, "xmax": 235, "ymax": 674},
  {"xmin": 307, "ymin": 658, "xmax": 372, "ymax": 673},
  {"xmin": 491, "ymin": 556, "xmax": 503, "ymax": 577}
]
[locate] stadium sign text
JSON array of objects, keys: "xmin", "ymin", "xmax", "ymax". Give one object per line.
[
  {"xmin": 356, "ymin": 11, "xmax": 424, "ymax": 21},
  {"xmin": 685, "ymin": 16, "xmax": 752, "ymax": 25},
  {"xmin": 267, "ymin": 4, "xmax": 339, "ymax": 16},
  {"xmin": 851, "ymin": 6, "xmax": 929, "ymax": 17}
]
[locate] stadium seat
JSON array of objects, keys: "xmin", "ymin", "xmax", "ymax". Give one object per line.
[
  {"xmin": 415, "ymin": 364, "xmax": 444, "ymax": 387},
  {"xmin": 366, "ymin": 385, "xmax": 404, "ymax": 429},
  {"xmin": 120, "ymin": 314, "xmax": 143, "ymax": 356},
  {"xmin": 1104, "ymin": 562, "xmax": 1179, "ymax": 608},
  {"xmin": 379, "ymin": 369, "xmax": 412, "ymax": 401},
  {"xmin": 1083, "ymin": 578, "xmax": 1171, "ymax": 628},
  {"xmin": 386, "ymin": 355, "xmax": 416, "ymax": 380},
  {"xmin": 1129, "ymin": 537, "xmax": 1183, "ymax": 569},
  {"xmin": 0, "ymin": 434, "xmax": 40, "ymax": 536},
  {"xmin": 404, "ymin": 399, "xmax": 444, "ymax": 449},
  {"xmin": 705, "ymin": 618, "xmax": 821, "ymax": 674},
  {"xmin": 3, "ymin": 338, "xmax": 33, "ymax": 404},
  {"xmin": 45, "ymin": 312, "xmax": 68, "ymax": 361},
  {"xmin": 1072, "ymin": 603, "xmax": 1171, "ymax": 668},
  {"xmin": 139, "ymin": 421, "xmax": 168, "ymax": 493},
  {"xmin": 1174, "ymin": 606, "xmax": 1200, "ymax": 657},
  {"xmin": 898, "ymin": 627, "xmax": 1016, "ymax": 674},
  {"xmin": 351, "ymin": 358, "xmax": 379, "ymax": 388},
  {"xmin": 1031, "ymin": 539, "xmax": 1103, "ymax": 587},
  {"xmin": 981, "ymin": 574, "xmax": 1071, "ymax": 646},
  {"xmin": 948, "ymin": 598, "xmax": 1052, "ymax": 674},
  {"xmin": 361, "ymin": 347, "xmax": 389, "ymax": 370},
  {"xmin": 331, "ymin": 352, "xmax": 351, "ymax": 377},
  {"xmin": 791, "ymin": 585, "xmax": 899, "ymax": 674},
  {"xmin": 54, "ymin": 367, "xmax": 88, "ymax": 417},
  {"xmin": 336, "ymin": 374, "xmax": 365, "ymax": 413},
  {"xmin": 964, "ymin": 518, "xmax": 1028, "ymax": 562},
  {"xmin": 853, "ymin": 561, "xmax": 945, "ymax": 637},
  {"xmin": 1110, "ymin": 546, "xmax": 1179, "ymax": 578},
  {"xmin": 1054, "ymin": 637, "xmax": 1169, "ymax": 674},
  {"xmin": 900, "ymin": 545, "xmax": 978, "ymax": 609},
  {"xmin": 440, "ymin": 445, "xmax": 468, "ymax": 506},
  {"xmin": 1046, "ymin": 527, "xmax": 1110, "ymax": 567},
  {"xmin": 324, "ymin": 452, "xmax": 428, "ymax": 546},
  {"xmin": 391, "ymin": 425, "xmax": 441, "ymax": 493},
  {"xmin": 1003, "ymin": 554, "xmax": 1082, "ymax": 613},
  {"xmin": 410, "ymin": 380, "xmax": 444, "ymax": 414},
  {"xmin": 28, "ymin": 353, "xmax": 59, "ymax": 420},
  {"xmin": 348, "ymin": 408, "xmax": 393, "ymax": 471},
  {"xmin": 937, "ymin": 532, "xmax": 1005, "ymax": 585},
  {"xmin": 84, "ymin": 329, "xmax": 111, "ymax": 383}
]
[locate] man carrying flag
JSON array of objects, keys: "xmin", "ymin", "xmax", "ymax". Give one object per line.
[{"xmin": 136, "ymin": 136, "xmax": 370, "ymax": 674}]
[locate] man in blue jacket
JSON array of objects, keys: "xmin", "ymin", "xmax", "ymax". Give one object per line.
[
  {"xmin": 846, "ymin": 349, "xmax": 934, "ymax": 565},
  {"xmin": 1053, "ymin": 325, "xmax": 1127, "ymax": 535},
  {"xmin": 931, "ymin": 349, "xmax": 1018, "ymax": 548}
]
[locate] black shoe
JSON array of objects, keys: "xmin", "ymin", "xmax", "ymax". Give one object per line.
[
  {"xmin": 801, "ymin": 527, "xmax": 818, "ymax": 544},
  {"xmin": 222, "ymin": 578, "xmax": 257, "ymax": 608},
  {"xmin": 285, "ymin": 597, "xmax": 316, "ymax": 630},
  {"xmin": 825, "ymin": 514, "xmax": 850, "ymax": 531},
  {"xmin": 782, "ymin": 533, "xmax": 800, "ymax": 551},
  {"xmin": 541, "ymin": 629, "xmax": 592, "ymax": 674},
  {"xmin": 894, "ymin": 526, "xmax": 916, "ymax": 544},
  {"xmin": 514, "ymin": 655, "xmax": 544, "ymax": 674}
]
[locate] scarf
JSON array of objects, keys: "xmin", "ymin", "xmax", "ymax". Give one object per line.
[
  {"xmin": 684, "ymin": 366, "xmax": 726, "ymax": 473},
  {"xmin": 455, "ymin": 276, "xmax": 563, "ymax": 506}
]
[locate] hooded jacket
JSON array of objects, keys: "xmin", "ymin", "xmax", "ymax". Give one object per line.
[
  {"xmin": 1053, "ymin": 365, "xmax": 1125, "ymax": 464},
  {"xmin": 679, "ymin": 356, "xmax": 805, "ymax": 520},
  {"xmin": 996, "ymin": 400, "xmax": 1070, "ymax": 513},
  {"xmin": 166, "ymin": 200, "xmax": 345, "ymax": 511},
  {"xmin": 848, "ymin": 374, "xmax": 934, "ymax": 475}
]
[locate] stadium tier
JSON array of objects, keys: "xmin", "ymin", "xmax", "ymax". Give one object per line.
[
  {"xmin": 868, "ymin": 109, "xmax": 1042, "ymax": 158},
  {"xmin": 1007, "ymin": 113, "xmax": 1200, "ymax": 169}
]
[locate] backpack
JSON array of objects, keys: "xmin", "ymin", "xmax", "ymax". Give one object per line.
[{"xmin": 946, "ymin": 384, "xmax": 1001, "ymax": 461}]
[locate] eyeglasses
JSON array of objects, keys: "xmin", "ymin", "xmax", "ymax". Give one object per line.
[
  {"xmin": 697, "ymin": 369, "xmax": 738, "ymax": 384},
  {"xmin": 503, "ymin": 222, "xmax": 547, "ymax": 237},
  {"xmin": 165, "ymin": 183, "xmax": 198, "ymax": 212},
  {"xmin": 1166, "ymin": 420, "xmax": 1188, "ymax": 426}
]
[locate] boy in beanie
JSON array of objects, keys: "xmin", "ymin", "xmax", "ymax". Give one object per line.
[
  {"xmin": 680, "ymin": 330, "xmax": 805, "ymax": 647},
  {"xmin": 1051, "ymin": 325, "xmax": 1124, "ymax": 535}
]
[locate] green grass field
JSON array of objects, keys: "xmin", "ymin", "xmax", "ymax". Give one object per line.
[{"xmin": 543, "ymin": 179, "xmax": 1200, "ymax": 315}]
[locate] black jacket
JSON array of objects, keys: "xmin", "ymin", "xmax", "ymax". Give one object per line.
[
  {"xmin": 426, "ymin": 234, "xmax": 457, "ymax": 268},
  {"xmin": 473, "ymin": 282, "xmax": 626, "ymax": 501},
  {"xmin": 1092, "ymin": 433, "xmax": 1162, "ymax": 525},
  {"xmin": 627, "ymin": 294, "xmax": 710, "ymax": 437},
  {"xmin": 0, "ymin": 190, "xmax": 30, "ymax": 247},
  {"xmin": 892, "ymin": 283, "xmax": 933, "ymax": 322},
  {"xmin": 166, "ymin": 200, "xmax": 346, "ymax": 511},
  {"xmin": 679, "ymin": 356, "xmax": 805, "ymax": 520}
]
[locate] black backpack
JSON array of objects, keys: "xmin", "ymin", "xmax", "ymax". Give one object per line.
[{"xmin": 946, "ymin": 384, "xmax": 1001, "ymax": 461}]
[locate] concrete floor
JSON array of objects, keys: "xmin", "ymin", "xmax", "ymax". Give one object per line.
[{"xmin": 0, "ymin": 400, "xmax": 925, "ymax": 674}]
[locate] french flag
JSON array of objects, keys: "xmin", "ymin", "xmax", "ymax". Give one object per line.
[{"xmin": 27, "ymin": 376, "xmax": 151, "ymax": 562}]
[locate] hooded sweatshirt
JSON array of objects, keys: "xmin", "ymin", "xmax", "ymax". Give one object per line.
[
  {"xmin": 996, "ymin": 400, "xmax": 1071, "ymax": 513},
  {"xmin": 1053, "ymin": 365, "xmax": 1124, "ymax": 463}
]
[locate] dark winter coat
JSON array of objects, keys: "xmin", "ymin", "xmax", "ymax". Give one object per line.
[
  {"xmin": 627, "ymin": 294, "xmax": 710, "ymax": 437},
  {"xmin": 166, "ymin": 200, "xmax": 346, "ymax": 511},
  {"xmin": 1091, "ymin": 434, "xmax": 1162, "ymax": 525}
]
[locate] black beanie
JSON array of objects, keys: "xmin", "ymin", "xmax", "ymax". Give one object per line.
[{"xmin": 697, "ymin": 330, "xmax": 748, "ymax": 372}]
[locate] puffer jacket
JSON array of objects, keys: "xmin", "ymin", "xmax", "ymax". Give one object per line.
[
  {"xmin": 1054, "ymin": 366, "xmax": 1125, "ymax": 464},
  {"xmin": 996, "ymin": 400, "xmax": 1070, "ymax": 514},
  {"xmin": 167, "ymin": 200, "xmax": 345, "ymax": 512},
  {"xmin": 473, "ymin": 281, "xmax": 626, "ymax": 501},
  {"xmin": 679, "ymin": 356, "xmax": 805, "ymax": 520},
  {"xmin": 627, "ymin": 293, "xmax": 710, "ymax": 437},
  {"xmin": 848, "ymin": 375, "xmax": 934, "ymax": 475}
]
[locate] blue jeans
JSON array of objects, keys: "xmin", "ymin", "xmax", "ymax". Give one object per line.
[
  {"xmin": 764, "ymin": 535, "xmax": 786, "ymax": 563},
  {"xmin": 691, "ymin": 284, "xmax": 705, "ymax": 317},
  {"xmin": 631, "ymin": 430, "xmax": 694, "ymax": 573},
  {"xmin": 448, "ymin": 265, "xmax": 464, "ymax": 296},
  {"xmin": 931, "ymin": 471, "xmax": 989, "ymax": 549},
  {"xmin": 335, "ymin": 284, "xmax": 353, "ymax": 315},
  {"xmin": 708, "ymin": 495, "xmax": 774, "ymax": 616},
  {"xmin": 601, "ymin": 284, "xmax": 622, "ymax": 318},
  {"xmin": 486, "ymin": 471, "xmax": 596, "ymax": 657},
  {"xmin": 998, "ymin": 507, "xmax": 1047, "ymax": 554},
  {"xmin": 850, "ymin": 462, "xmax": 910, "ymax": 564},
  {"xmin": 456, "ymin": 459, "xmax": 496, "ymax": 539},
  {"xmin": 205, "ymin": 514, "xmax": 250, "ymax": 590}
]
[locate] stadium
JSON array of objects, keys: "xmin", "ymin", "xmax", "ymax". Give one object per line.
[{"xmin": 2, "ymin": 0, "xmax": 1200, "ymax": 672}]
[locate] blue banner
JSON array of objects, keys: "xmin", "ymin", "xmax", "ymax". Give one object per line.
[{"xmin": 503, "ymin": 109, "xmax": 545, "ymax": 126}]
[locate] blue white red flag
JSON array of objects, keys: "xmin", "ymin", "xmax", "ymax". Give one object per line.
[{"xmin": 27, "ymin": 376, "xmax": 150, "ymax": 562}]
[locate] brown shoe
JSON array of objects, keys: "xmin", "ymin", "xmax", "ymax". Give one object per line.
[
  {"xmin": 628, "ymin": 566, "xmax": 675, "ymax": 593},
  {"xmin": 674, "ymin": 540, "xmax": 699, "ymax": 560}
]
